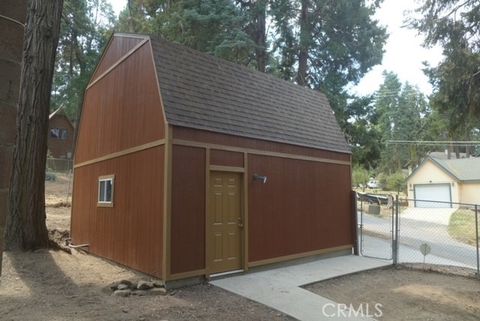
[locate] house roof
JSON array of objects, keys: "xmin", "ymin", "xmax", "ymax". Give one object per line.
[
  {"xmin": 429, "ymin": 151, "xmax": 467, "ymax": 160},
  {"xmin": 431, "ymin": 157, "xmax": 480, "ymax": 182},
  {"xmin": 149, "ymin": 37, "xmax": 350, "ymax": 154},
  {"xmin": 49, "ymin": 106, "xmax": 64, "ymax": 120},
  {"xmin": 408, "ymin": 156, "xmax": 480, "ymax": 183}
]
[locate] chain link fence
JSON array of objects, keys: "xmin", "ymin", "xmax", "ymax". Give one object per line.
[
  {"xmin": 46, "ymin": 157, "xmax": 73, "ymax": 173},
  {"xmin": 357, "ymin": 192, "xmax": 480, "ymax": 277}
]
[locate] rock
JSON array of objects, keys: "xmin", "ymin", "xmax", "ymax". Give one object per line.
[
  {"xmin": 137, "ymin": 280, "xmax": 154, "ymax": 290},
  {"xmin": 117, "ymin": 283, "xmax": 130, "ymax": 290},
  {"xmin": 149, "ymin": 287, "xmax": 167, "ymax": 296},
  {"xmin": 132, "ymin": 290, "xmax": 148, "ymax": 296},
  {"xmin": 113, "ymin": 289, "xmax": 131, "ymax": 297},
  {"xmin": 109, "ymin": 282, "xmax": 120, "ymax": 291},
  {"xmin": 119, "ymin": 280, "xmax": 134, "ymax": 288},
  {"xmin": 152, "ymin": 280, "xmax": 163, "ymax": 288}
]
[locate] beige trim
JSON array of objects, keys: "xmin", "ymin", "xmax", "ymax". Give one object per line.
[
  {"xmin": 114, "ymin": 33, "xmax": 150, "ymax": 39},
  {"xmin": 248, "ymin": 245, "xmax": 353, "ymax": 268},
  {"xmin": 209, "ymin": 165, "xmax": 245, "ymax": 173},
  {"xmin": 173, "ymin": 139, "xmax": 350, "ymax": 166},
  {"xmin": 148, "ymin": 39, "xmax": 169, "ymax": 126},
  {"xmin": 97, "ymin": 175, "xmax": 115, "ymax": 208},
  {"xmin": 204, "ymin": 148, "xmax": 211, "ymax": 275},
  {"xmin": 74, "ymin": 139, "xmax": 165, "ymax": 168},
  {"xmin": 86, "ymin": 39, "xmax": 149, "ymax": 90},
  {"xmin": 162, "ymin": 126, "xmax": 173, "ymax": 281},
  {"xmin": 168, "ymin": 269, "xmax": 206, "ymax": 281},
  {"xmin": 243, "ymin": 152, "xmax": 249, "ymax": 272}
]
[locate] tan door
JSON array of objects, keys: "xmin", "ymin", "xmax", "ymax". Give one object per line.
[{"xmin": 208, "ymin": 172, "xmax": 243, "ymax": 274}]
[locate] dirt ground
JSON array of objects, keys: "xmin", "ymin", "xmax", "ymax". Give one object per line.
[
  {"xmin": 0, "ymin": 250, "xmax": 293, "ymax": 321},
  {"xmin": 306, "ymin": 266, "xmax": 480, "ymax": 321},
  {"xmin": 1, "ymin": 174, "xmax": 292, "ymax": 321}
]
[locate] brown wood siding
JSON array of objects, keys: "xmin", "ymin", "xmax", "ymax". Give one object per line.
[
  {"xmin": 173, "ymin": 126, "xmax": 350, "ymax": 162},
  {"xmin": 71, "ymin": 146, "xmax": 164, "ymax": 277},
  {"xmin": 210, "ymin": 149, "xmax": 244, "ymax": 167},
  {"xmin": 91, "ymin": 36, "xmax": 144, "ymax": 82},
  {"xmin": 247, "ymin": 154, "xmax": 353, "ymax": 262},
  {"xmin": 48, "ymin": 114, "xmax": 74, "ymax": 158},
  {"xmin": 75, "ymin": 43, "xmax": 165, "ymax": 164},
  {"xmin": 170, "ymin": 145, "xmax": 206, "ymax": 274}
]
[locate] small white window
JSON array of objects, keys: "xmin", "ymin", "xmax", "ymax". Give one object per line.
[{"xmin": 98, "ymin": 175, "xmax": 114, "ymax": 207}]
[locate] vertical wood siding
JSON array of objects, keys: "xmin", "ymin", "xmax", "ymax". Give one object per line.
[
  {"xmin": 173, "ymin": 126, "xmax": 350, "ymax": 162},
  {"xmin": 170, "ymin": 126, "xmax": 352, "ymax": 272},
  {"xmin": 71, "ymin": 146, "xmax": 164, "ymax": 277},
  {"xmin": 210, "ymin": 149, "xmax": 244, "ymax": 167},
  {"xmin": 91, "ymin": 36, "xmax": 144, "ymax": 82},
  {"xmin": 247, "ymin": 154, "xmax": 353, "ymax": 262},
  {"xmin": 75, "ymin": 42, "xmax": 165, "ymax": 164},
  {"xmin": 170, "ymin": 145, "xmax": 206, "ymax": 274}
]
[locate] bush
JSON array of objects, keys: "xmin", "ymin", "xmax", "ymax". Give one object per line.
[
  {"xmin": 379, "ymin": 171, "xmax": 406, "ymax": 192},
  {"xmin": 352, "ymin": 166, "xmax": 369, "ymax": 188}
]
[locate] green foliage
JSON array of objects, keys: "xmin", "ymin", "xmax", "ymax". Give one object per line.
[
  {"xmin": 52, "ymin": 0, "xmax": 115, "ymax": 121},
  {"xmin": 352, "ymin": 166, "xmax": 369, "ymax": 188},
  {"xmin": 380, "ymin": 171, "xmax": 406, "ymax": 192},
  {"xmin": 373, "ymin": 72, "xmax": 431, "ymax": 173},
  {"xmin": 410, "ymin": 0, "xmax": 480, "ymax": 143}
]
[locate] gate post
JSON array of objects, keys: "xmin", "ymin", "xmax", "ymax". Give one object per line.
[
  {"xmin": 393, "ymin": 195, "xmax": 400, "ymax": 265},
  {"xmin": 475, "ymin": 205, "xmax": 479, "ymax": 278},
  {"xmin": 352, "ymin": 191, "xmax": 359, "ymax": 255}
]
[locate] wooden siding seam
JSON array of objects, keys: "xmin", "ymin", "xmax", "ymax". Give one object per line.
[
  {"xmin": 209, "ymin": 165, "xmax": 244, "ymax": 172},
  {"xmin": 74, "ymin": 139, "xmax": 165, "ymax": 168},
  {"xmin": 248, "ymin": 245, "xmax": 353, "ymax": 267},
  {"xmin": 86, "ymin": 39, "xmax": 149, "ymax": 90},
  {"xmin": 173, "ymin": 139, "xmax": 351, "ymax": 166}
]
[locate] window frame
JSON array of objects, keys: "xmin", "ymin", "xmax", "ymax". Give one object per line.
[{"xmin": 97, "ymin": 175, "xmax": 115, "ymax": 207}]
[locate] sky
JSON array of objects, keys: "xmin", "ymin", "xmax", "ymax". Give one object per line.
[{"xmin": 108, "ymin": 0, "xmax": 444, "ymax": 95}]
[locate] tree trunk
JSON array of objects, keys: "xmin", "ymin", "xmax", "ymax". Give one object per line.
[
  {"xmin": 0, "ymin": 0, "xmax": 28, "ymax": 273},
  {"xmin": 296, "ymin": 0, "xmax": 309, "ymax": 86},
  {"xmin": 5, "ymin": 0, "xmax": 63, "ymax": 250},
  {"xmin": 253, "ymin": 0, "xmax": 267, "ymax": 72}
]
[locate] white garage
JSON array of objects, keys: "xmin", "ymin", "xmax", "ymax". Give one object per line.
[
  {"xmin": 414, "ymin": 184, "xmax": 452, "ymax": 208},
  {"xmin": 407, "ymin": 156, "xmax": 480, "ymax": 208}
]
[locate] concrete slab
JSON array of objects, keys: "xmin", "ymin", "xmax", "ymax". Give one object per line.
[
  {"xmin": 401, "ymin": 207, "xmax": 456, "ymax": 225},
  {"xmin": 211, "ymin": 255, "xmax": 390, "ymax": 321}
]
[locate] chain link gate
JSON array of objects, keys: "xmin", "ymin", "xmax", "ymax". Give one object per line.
[{"xmin": 357, "ymin": 193, "xmax": 395, "ymax": 260}]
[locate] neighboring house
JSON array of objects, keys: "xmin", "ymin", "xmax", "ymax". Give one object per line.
[
  {"xmin": 407, "ymin": 156, "xmax": 480, "ymax": 208},
  {"xmin": 48, "ymin": 106, "xmax": 74, "ymax": 159},
  {"xmin": 71, "ymin": 34, "xmax": 354, "ymax": 284}
]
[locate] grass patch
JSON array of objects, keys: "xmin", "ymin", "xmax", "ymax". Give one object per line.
[{"xmin": 448, "ymin": 209, "xmax": 478, "ymax": 246}]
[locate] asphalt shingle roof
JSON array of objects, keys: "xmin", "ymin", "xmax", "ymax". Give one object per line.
[
  {"xmin": 150, "ymin": 37, "xmax": 350, "ymax": 154},
  {"xmin": 431, "ymin": 157, "xmax": 480, "ymax": 182}
]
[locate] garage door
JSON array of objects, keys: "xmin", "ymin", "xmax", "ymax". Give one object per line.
[{"xmin": 414, "ymin": 184, "xmax": 452, "ymax": 208}]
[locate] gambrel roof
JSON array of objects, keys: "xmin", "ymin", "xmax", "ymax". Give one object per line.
[{"xmin": 150, "ymin": 37, "xmax": 350, "ymax": 154}]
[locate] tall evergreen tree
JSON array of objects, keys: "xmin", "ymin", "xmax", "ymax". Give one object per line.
[
  {"xmin": 410, "ymin": 0, "xmax": 480, "ymax": 149},
  {"xmin": 52, "ymin": 0, "xmax": 114, "ymax": 121},
  {"xmin": 6, "ymin": 0, "xmax": 63, "ymax": 250}
]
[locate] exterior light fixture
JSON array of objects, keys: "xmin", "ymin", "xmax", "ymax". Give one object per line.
[{"xmin": 253, "ymin": 174, "xmax": 267, "ymax": 184}]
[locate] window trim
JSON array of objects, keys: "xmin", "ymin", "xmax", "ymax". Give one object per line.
[{"xmin": 97, "ymin": 174, "xmax": 115, "ymax": 207}]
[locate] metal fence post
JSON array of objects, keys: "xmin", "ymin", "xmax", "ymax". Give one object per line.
[
  {"xmin": 475, "ymin": 205, "xmax": 479, "ymax": 278},
  {"xmin": 393, "ymin": 195, "xmax": 399, "ymax": 265}
]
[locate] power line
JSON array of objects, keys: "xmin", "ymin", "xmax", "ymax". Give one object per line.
[{"xmin": 387, "ymin": 140, "xmax": 480, "ymax": 146}]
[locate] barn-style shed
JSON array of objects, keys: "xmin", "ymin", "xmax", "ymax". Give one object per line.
[{"xmin": 71, "ymin": 33, "xmax": 355, "ymax": 283}]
